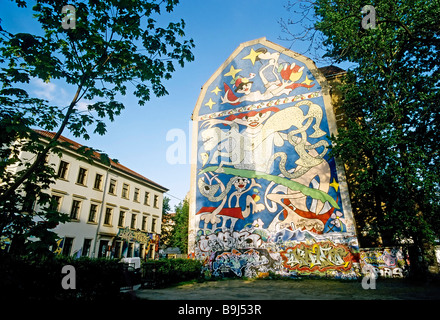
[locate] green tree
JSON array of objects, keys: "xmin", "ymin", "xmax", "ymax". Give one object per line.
[
  {"xmin": 160, "ymin": 196, "xmax": 173, "ymax": 247},
  {"xmin": 284, "ymin": 0, "xmax": 440, "ymax": 272},
  {"xmin": 172, "ymin": 199, "xmax": 189, "ymax": 253},
  {"xmin": 0, "ymin": 0, "xmax": 194, "ymax": 255},
  {"xmin": 161, "ymin": 199, "xmax": 188, "ymax": 253}
]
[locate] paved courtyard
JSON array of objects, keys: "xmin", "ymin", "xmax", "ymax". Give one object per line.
[{"xmin": 134, "ymin": 278, "xmax": 440, "ymax": 300}]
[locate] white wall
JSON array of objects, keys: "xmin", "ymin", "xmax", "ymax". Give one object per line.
[{"xmin": 17, "ymin": 145, "xmax": 166, "ymax": 258}]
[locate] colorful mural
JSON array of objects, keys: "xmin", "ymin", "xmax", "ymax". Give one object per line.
[
  {"xmin": 189, "ymin": 38, "xmax": 359, "ymax": 278},
  {"xmin": 359, "ymin": 247, "xmax": 410, "ymax": 278},
  {"xmin": 117, "ymin": 227, "xmax": 160, "ymax": 256}
]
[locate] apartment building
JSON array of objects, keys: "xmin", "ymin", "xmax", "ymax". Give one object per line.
[{"xmin": 17, "ymin": 130, "xmax": 168, "ymax": 259}]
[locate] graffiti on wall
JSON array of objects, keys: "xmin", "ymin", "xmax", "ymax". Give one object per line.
[
  {"xmin": 197, "ymin": 225, "xmax": 360, "ymax": 278},
  {"xmin": 281, "ymin": 242, "xmax": 352, "ymax": 273},
  {"xmin": 189, "ymin": 38, "xmax": 359, "ymax": 278},
  {"xmin": 359, "ymin": 247, "xmax": 410, "ymax": 278},
  {"xmin": 117, "ymin": 227, "xmax": 160, "ymax": 255},
  {"xmin": 210, "ymin": 248, "xmax": 281, "ymax": 278}
]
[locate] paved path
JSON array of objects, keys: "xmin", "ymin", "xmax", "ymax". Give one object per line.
[{"xmin": 135, "ymin": 278, "xmax": 440, "ymax": 300}]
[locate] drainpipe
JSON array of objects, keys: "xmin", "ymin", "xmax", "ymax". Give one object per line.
[{"xmin": 91, "ymin": 162, "xmax": 111, "ymax": 258}]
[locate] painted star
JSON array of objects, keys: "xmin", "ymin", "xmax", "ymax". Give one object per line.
[
  {"xmin": 224, "ymin": 65, "xmax": 242, "ymax": 79},
  {"xmin": 242, "ymin": 48, "xmax": 262, "ymax": 65},
  {"xmin": 211, "ymin": 86, "xmax": 222, "ymax": 95},
  {"xmin": 329, "ymin": 178, "xmax": 339, "ymax": 192},
  {"xmin": 204, "ymin": 98, "xmax": 216, "ymax": 110},
  {"xmin": 301, "ymin": 75, "xmax": 313, "ymax": 86}
]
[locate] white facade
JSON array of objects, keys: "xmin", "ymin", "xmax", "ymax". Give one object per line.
[{"xmin": 13, "ymin": 131, "xmax": 168, "ymax": 259}]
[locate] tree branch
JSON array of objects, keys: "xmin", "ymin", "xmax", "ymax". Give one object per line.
[{"xmin": 0, "ymin": 84, "xmax": 82, "ymax": 202}]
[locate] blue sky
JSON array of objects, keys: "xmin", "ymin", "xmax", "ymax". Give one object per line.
[{"xmin": 0, "ymin": 0, "xmax": 346, "ymax": 210}]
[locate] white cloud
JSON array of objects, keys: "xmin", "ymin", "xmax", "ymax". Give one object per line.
[
  {"xmin": 31, "ymin": 78, "xmax": 69, "ymax": 103},
  {"xmin": 30, "ymin": 78, "xmax": 94, "ymax": 113},
  {"xmin": 75, "ymin": 101, "xmax": 91, "ymax": 112},
  {"xmin": 31, "ymin": 78, "xmax": 57, "ymax": 101}
]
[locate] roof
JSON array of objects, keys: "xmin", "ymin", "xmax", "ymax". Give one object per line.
[
  {"xmin": 34, "ymin": 129, "xmax": 168, "ymax": 192},
  {"xmin": 318, "ymin": 65, "xmax": 346, "ymax": 78}
]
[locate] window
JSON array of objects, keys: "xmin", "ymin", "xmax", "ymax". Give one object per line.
[
  {"xmin": 153, "ymin": 195, "xmax": 159, "ymax": 208},
  {"xmin": 50, "ymin": 195, "xmax": 62, "ymax": 211},
  {"xmin": 142, "ymin": 215, "xmax": 148, "ymax": 231},
  {"xmin": 134, "ymin": 188, "xmax": 140, "ymax": 202},
  {"xmin": 147, "ymin": 245, "xmax": 153, "ymax": 259},
  {"xmin": 88, "ymin": 203, "xmax": 98, "ymax": 223},
  {"xmin": 109, "ymin": 179, "xmax": 116, "ymax": 195},
  {"xmin": 151, "ymin": 217, "xmax": 157, "ymax": 233},
  {"xmin": 98, "ymin": 240, "xmax": 108, "ymax": 258},
  {"xmin": 82, "ymin": 239, "xmax": 92, "ymax": 257},
  {"xmin": 122, "ymin": 183, "xmax": 129, "ymax": 199},
  {"xmin": 70, "ymin": 200, "xmax": 81, "ymax": 220},
  {"xmin": 114, "ymin": 241, "xmax": 122, "ymax": 259},
  {"xmin": 104, "ymin": 207, "xmax": 113, "ymax": 226},
  {"xmin": 57, "ymin": 161, "xmax": 69, "ymax": 179},
  {"xmin": 94, "ymin": 173, "xmax": 103, "ymax": 190},
  {"xmin": 62, "ymin": 237, "xmax": 74, "ymax": 256},
  {"xmin": 130, "ymin": 213, "xmax": 137, "ymax": 229},
  {"xmin": 118, "ymin": 210, "xmax": 125, "ymax": 227},
  {"xmin": 127, "ymin": 243, "xmax": 134, "ymax": 258},
  {"xmin": 76, "ymin": 167, "xmax": 88, "ymax": 185},
  {"xmin": 144, "ymin": 191, "xmax": 150, "ymax": 206}
]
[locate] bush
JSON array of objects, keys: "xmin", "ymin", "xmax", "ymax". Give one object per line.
[
  {"xmin": 142, "ymin": 258, "xmax": 202, "ymax": 287},
  {"xmin": 0, "ymin": 254, "xmax": 127, "ymax": 301}
]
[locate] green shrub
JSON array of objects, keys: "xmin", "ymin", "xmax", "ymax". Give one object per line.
[
  {"xmin": 0, "ymin": 254, "xmax": 127, "ymax": 301},
  {"xmin": 142, "ymin": 258, "xmax": 202, "ymax": 287}
]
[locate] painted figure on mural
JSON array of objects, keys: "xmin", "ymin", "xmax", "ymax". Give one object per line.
[
  {"xmin": 200, "ymin": 106, "xmax": 282, "ymax": 171},
  {"xmin": 197, "ymin": 96, "xmax": 339, "ymax": 234},
  {"xmin": 200, "ymin": 100, "xmax": 328, "ymax": 175},
  {"xmin": 199, "ymin": 105, "xmax": 340, "ymax": 233},
  {"xmin": 221, "ymin": 48, "xmax": 314, "ymax": 106},
  {"xmin": 197, "ymin": 173, "xmax": 264, "ymax": 231}
]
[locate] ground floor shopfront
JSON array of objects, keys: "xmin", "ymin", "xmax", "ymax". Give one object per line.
[
  {"xmin": 54, "ymin": 227, "xmax": 160, "ymax": 260},
  {"xmin": 97, "ymin": 227, "xmax": 160, "ymax": 260}
]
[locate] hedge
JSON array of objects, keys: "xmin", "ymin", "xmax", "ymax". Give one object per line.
[
  {"xmin": 0, "ymin": 254, "xmax": 130, "ymax": 301},
  {"xmin": 141, "ymin": 258, "xmax": 203, "ymax": 287}
]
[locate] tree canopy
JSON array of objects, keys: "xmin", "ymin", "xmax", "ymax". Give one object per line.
[
  {"xmin": 0, "ymin": 0, "xmax": 194, "ymax": 255},
  {"xmin": 161, "ymin": 198, "xmax": 189, "ymax": 253},
  {"xmin": 283, "ymin": 0, "xmax": 440, "ymax": 264}
]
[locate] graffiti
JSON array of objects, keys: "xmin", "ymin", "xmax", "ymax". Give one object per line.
[
  {"xmin": 195, "ymin": 227, "xmax": 360, "ymax": 278},
  {"xmin": 117, "ymin": 227, "xmax": 159, "ymax": 249},
  {"xmin": 189, "ymin": 38, "xmax": 359, "ymax": 279},
  {"xmin": 359, "ymin": 247, "xmax": 410, "ymax": 278},
  {"xmin": 280, "ymin": 242, "xmax": 352, "ymax": 272},
  {"xmin": 198, "ymin": 231, "xmax": 261, "ymax": 252},
  {"xmin": 210, "ymin": 248, "xmax": 281, "ymax": 278},
  {"xmin": 196, "ymin": 227, "xmax": 268, "ymax": 253},
  {"xmin": 117, "ymin": 227, "xmax": 150, "ymax": 244}
]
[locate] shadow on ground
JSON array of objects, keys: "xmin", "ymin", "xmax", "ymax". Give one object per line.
[{"xmin": 134, "ymin": 278, "xmax": 440, "ymax": 300}]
